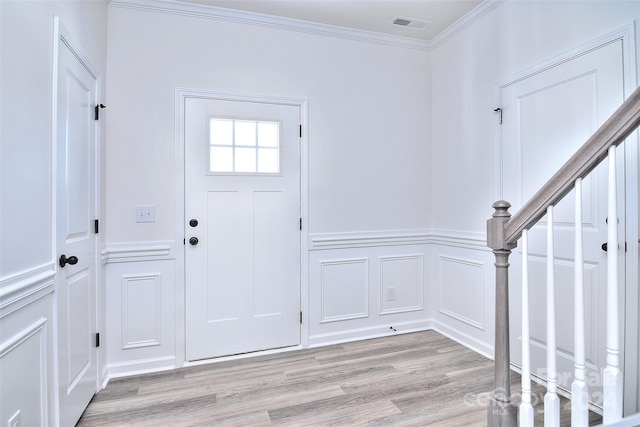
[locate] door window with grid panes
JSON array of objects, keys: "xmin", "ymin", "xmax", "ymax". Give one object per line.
[{"xmin": 209, "ymin": 118, "xmax": 281, "ymax": 174}]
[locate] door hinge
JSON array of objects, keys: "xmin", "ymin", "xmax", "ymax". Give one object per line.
[
  {"xmin": 94, "ymin": 219, "xmax": 99, "ymax": 234},
  {"xmin": 94, "ymin": 103, "xmax": 106, "ymax": 120},
  {"xmin": 299, "ymin": 124, "xmax": 302, "ymax": 138},
  {"xmin": 299, "ymin": 218, "xmax": 302, "ymax": 231},
  {"xmin": 95, "ymin": 333, "xmax": 100, "ymax": 348},
  {"xmin": 299, "ymin": 311, "xmax": 303, "ymax": 324},
  {"xmin": 494, "ymin": 107, "xmax": 503, "ymax": 124}
]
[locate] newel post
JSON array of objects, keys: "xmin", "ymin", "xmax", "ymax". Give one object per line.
[{"xmin": 487, "ymin": 201, "xmax": 517, "ymax": 427}]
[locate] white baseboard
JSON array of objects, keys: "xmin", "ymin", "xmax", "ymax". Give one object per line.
[
  {"xmin": 429, "ymin": 319, "xmax": 494, "ymax": 360},
  {"xmin": 106, "ymin": 356, "xmax": 176, "ymax": 379},
  {"xmin": 308, "ymin": 319, "xmax": 432, "ymax": 348}
]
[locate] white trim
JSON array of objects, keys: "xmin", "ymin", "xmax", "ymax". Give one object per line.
[
  {"xmin": 174, "ymin": 88, "xmax": 309, "ymax": 367},
  {"xmin": 430, "ymin": 319, "xmax": 493, "ymax": 360},
  {"xmin": 0, "ymin": 264, "xmax": 56, "ymax": 316},
  {"xmin": 120, "ymin": 273, "xmax": 162, "ymax": 349},
  {"xmin": 596, "ymin": 413, "xmax": 640, "ymax": 427},
  {"xmin": 430, "ymin": 228, "xmax": 488, "ymax": 250},
  {"xmin": 51, "ymin": 18, "xmax": 61, "ymax": 425},
  {"xmin": 102, "ymin": 230, "xmax": 485, "ymax": 260},
  {"xmin": 0, "ymin": 317, "xmax": 49, "ymax": 426},
  {"xmin": 310, "ymin": 229, "xmax": 432, "ymax": 250},
  {"xmin": 108, "ymin": 0, "xmax": 429, "ymax": 51},
  {"xmin": 106, "ymin": 356, "xmax": 176, "ymax": 379},
  {"xmin": 309, "ymin": 228, "xmax": 487, "ymax": 251},
  {"xmin": 0, "ymin": 317, "xmax": 48, "ymax": 356},
  {"xmin": 437, "ymin": 255, "xmax": 486, "ymax": 331},
  {"xmin": 107, "ymin": 0, "xmax": 505, "ymax": 52},
  {"xmin": 379, "ymin": 254, "xmax": 425, "ymax": 315},
  {"xmin": 308, "ymin": 320, "xmax": 431, "ymax": 348},
  {"xmin": 102, "ymin": 242, "xmax": 174, "ymax": 263},
  {"xmin": 621, "ymin": 21, "xmax": 640, "ymax": 417},
  {"xmin": 319, "ymin": 258, "xmax": 369, "ymax": 324},
  {"xmin": 429, "ymin": 0, "xmax": 506, "ymax": 49}
]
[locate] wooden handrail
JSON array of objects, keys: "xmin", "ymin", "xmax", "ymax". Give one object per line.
[
  {"xmin": 486, "ymin": 85, "xmax": 640, "ymax": 427},
  {"xmin": 503, "ymin": 85, "xmax": 640, "ymax": 245}
]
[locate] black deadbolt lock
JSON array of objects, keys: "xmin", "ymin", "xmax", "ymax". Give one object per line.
[{"xmin": 189, "ymin": 219, "xmax": 198, "ymax": 227}]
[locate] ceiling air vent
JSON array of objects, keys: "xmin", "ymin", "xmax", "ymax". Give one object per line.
[{"xmin": 389, "ymin": 16, "xmax": 431, "ymax": 31}]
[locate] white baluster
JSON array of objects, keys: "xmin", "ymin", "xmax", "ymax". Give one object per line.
[
  {"xmin": 520, "ymin": 229, "xmax": 534, "ymax": 427},
  {"xmin": 545, "ymin": 206, "xmax": 560, "ymax": 426},
  {"xmin": 603, "ymin": 145, "xmax": 623, "ymax": 423},
  {"xmin": 572, "ymin": 178, "xmax": 588, "ymax": 426}
]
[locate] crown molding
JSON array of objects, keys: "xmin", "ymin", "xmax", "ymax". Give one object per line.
[
  {"xmin": 429, "ymin": 0, "xmax": 506, "ymax": 49},
  {"xmin": 107, "ymin": 0, "xmax": 505, "ymax": 52},
  {"xmin": 107, "ymin": 0, "xmax": 431, "ymax": 51}
]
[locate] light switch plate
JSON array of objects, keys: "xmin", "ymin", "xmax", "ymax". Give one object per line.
[{"xmin": 136, "ymin": 206, "xmax": 155, "ymax": 223}]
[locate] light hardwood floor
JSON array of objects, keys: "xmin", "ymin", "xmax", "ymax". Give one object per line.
[{"xmin": 77, "ymin": 331, "xmax": 601, "ymax": 426}]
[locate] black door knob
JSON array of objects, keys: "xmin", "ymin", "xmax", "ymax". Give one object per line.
[
  {"xmin": 59, "ymin": 254, "xmax": 78, "ymax": 268},
  {"xmin": 189, "ymin": 219, "xmax": 198, "ymax": 227},
  {"xmin": 189, "ymin": 237, "xmax": 199, "ymax": 246},
  {"xmin": 601, "ymin": 243, "xmax": 608, "ymax": 252}
]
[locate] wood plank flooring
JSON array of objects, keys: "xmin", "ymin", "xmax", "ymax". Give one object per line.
[{"xmin": 77, "ymin": 331, "xmax": 602, "ymax": 426}]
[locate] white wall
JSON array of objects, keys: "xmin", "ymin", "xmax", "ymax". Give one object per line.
[
  {"xmin": 104, "ymin": 3, "xmax": 432, "ymax": 373},
  {"xmin": 428, "ymin": 0, "xmax": 640, "ymax": 368},
  {"xmin": 1, "ymin": 0, "xmax": 107, "ymax": 278},
  {"xmin": 0, "ymin": 0, "xmax": 108, "ymax": 425},
  {"xmin": 103, "ymin": 0, "xmax": 640, "ymax": 378},
  {"xmin": 4, "ymin": 0, "xmax": 636, "ymax": 415},
  {"xmin": 431, "ymin": 0, "xmax": 640, "ymax": 234},
  {"xmin": 104, "ymin": 6, "xmax": 431, "ymax": 242}
]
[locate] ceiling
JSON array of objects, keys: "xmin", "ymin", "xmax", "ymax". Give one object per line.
[{"xmin": 175, "ymin": 0, "xmax": 484, "ymax": 41}]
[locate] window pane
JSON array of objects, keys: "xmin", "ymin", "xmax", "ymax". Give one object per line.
[
  {"xmin": 235, "ymin": 121, "xmax": 256, "ymax": 146},
  {"xmin": 258, "ymin": 122, "xmax": 279, "ymax": 147},
  {"xmin": 210, "ymin": 119, "xmax": 233, "ymax": 146},
  {"xmin": 210, "ymin": 147, "xmax": 233, "ymax": 172},
  {"xmin": 235, "ymin": 147, "xmax": 256, "ymax": 172},
  {"xmin": 258, "ymin": 148, "xmax": 279, "ymax": 173}
]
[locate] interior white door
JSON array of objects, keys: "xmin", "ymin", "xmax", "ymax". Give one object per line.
[
  {"xmin": 185, "ymin": 97, "xmax": 301, "ymax": 361},
  {"xmin": 500, "ymin": 39, "xmax": 626, "ymax": 406},
  {"xmin": 55, "ymin": 33, "xmax": 99, "ymax": 426}
]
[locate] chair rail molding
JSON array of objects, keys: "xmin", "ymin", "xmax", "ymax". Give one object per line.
[
  {"xmin": 102, "ymin": 241, "xmax": 175, "ymax": 264},
  {"xmin": 0, "ymin": 264, "xmax": 56, "ymax": 316},
  {"xmin": 309, "ymin": 228, "xmax": 486, "ymax": 251}
]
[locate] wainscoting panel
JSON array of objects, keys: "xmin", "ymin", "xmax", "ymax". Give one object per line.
[
  {"xmin": 121, "ymin": 273, "xmax": 161, "ymax": 349},
  {"xmin": 438, "ymin": 255, "xmax": 485, "ymax": 330},
  {"xmin": 380, "ymin": 254, "xmax": 424, "ymax": 315},
  {"xmin": 429, "ymin": 242, "xmax": 495, "ymax": 358},
  {"xmin": 308, "ymin": 232, "xmax": 430, "ymax": 347},
  {"xmin": 104, "ymin": 244, "xmax": 176, "ymax": 377},
  {"xmin": 0, "ymin": 290, "xmax": 54, "ymax": 427},
  {"xmin": 320, "ymin": 258, "xmax": 369, "ymax": 323},
  {"xmin": 0, "ymin": 319, "xmax": 48, "ymax": 427}
]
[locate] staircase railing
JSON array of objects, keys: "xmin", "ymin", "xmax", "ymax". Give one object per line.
[{"xmin": 486, "ymin": 86, "xmax": 640, "ymax": 427}]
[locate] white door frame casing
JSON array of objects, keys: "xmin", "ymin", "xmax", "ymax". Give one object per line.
[
  {"xmin": 491, "ymin": 23, "xmax": 639, "ymax": 415},
  {"xmin": 174, "ymin": 89, "xmax": 309, "ymax": 366},
  {"xmin": 52, "ymin": 16, "xmax": 103, "ymax": 423}
]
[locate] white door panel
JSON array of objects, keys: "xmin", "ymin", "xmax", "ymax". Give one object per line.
[
  {"xmin": 185, "ymin": 97, "xmax": 301, "ymax": 361},
  {"xmin": 56, "ymin": 32, "xmax": 98, "ymax": 427},
  {"xmin": 500, "ymin": 39, "xmax": 625, "ymax": 406}
]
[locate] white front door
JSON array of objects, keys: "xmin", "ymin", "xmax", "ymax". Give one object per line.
[
  {"xmin": 185, "ymin": 96, "xmax": 301, "ymax": 361},
  {"xmin": 499, "ymin": 39, "xmax": 626, "ymax": 406},
  {"xmin": 55, "ymin": 29, "xmax": 99, "ymax": 426}
]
